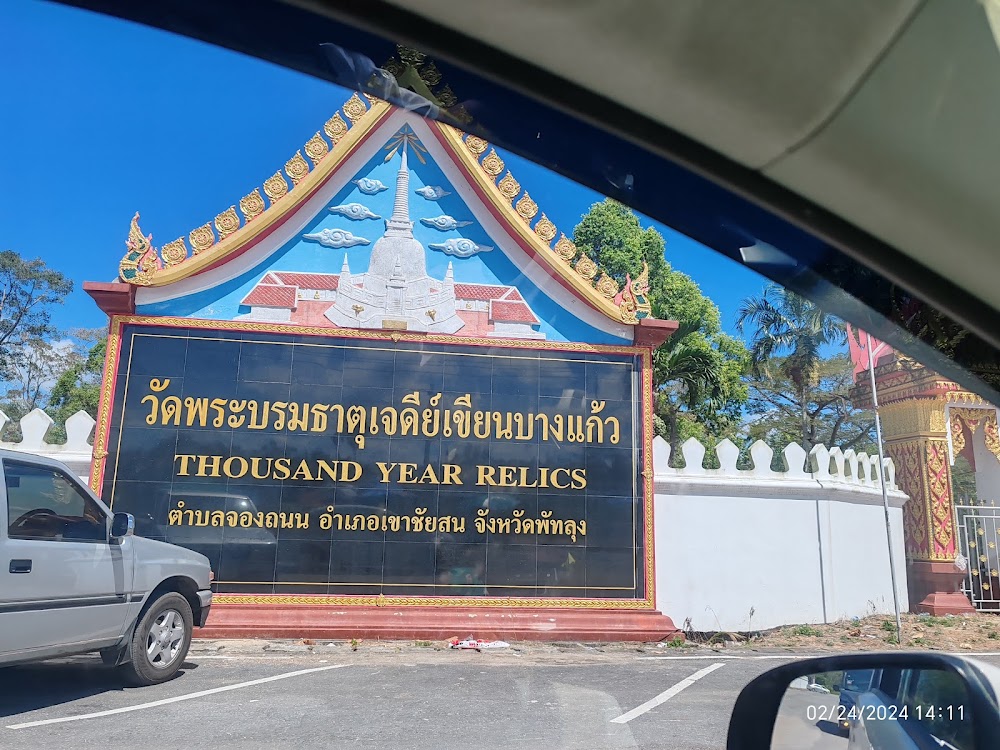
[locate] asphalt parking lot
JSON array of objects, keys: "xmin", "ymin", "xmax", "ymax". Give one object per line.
[{"xmin": 3, "ymin": 645, "xmax": 998, "ymax": 750}]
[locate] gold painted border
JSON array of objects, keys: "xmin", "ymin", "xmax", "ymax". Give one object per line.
[
  {"xmin": 145, "ymin": 101, "xmax": 393, "ymax": 286},
  {"xmin": 212, "ymin": 594, "xmax": 653, "ymax": 609},
  {"xmin": 95, "ymin": 315, "xmax": 657, "ymax": 610},
  {"xmin": 436, "ymin": 124, "xmax": 624, "ymax": 322}
]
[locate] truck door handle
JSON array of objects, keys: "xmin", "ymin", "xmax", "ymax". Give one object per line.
[{"xmin": 9, "ymin": 559, "xmax": 31, "ymax": 574}]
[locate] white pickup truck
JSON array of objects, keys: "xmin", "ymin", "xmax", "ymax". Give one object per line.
[{"xmin": 0, "ymin": 449, "xmax": 212, "ymax": 685}]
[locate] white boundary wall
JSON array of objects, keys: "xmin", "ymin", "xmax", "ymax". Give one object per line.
[
  {"xmin": 0, "ymin": 408, "xmax": 95, "ymax": 483},
  {"xmin": 654, "ymin": 436, "xmax": 909, "ymax": 632},
  {"xmin": 0, "ymin": 409, "xmax": 911, "ymax": 632}
]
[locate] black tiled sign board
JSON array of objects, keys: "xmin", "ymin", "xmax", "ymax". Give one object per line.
[{"xmin": 103, "ymin": 324, "xmax": 644, "ymax": 599}]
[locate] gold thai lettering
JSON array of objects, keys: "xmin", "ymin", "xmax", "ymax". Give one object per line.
[
  {"xmin": 184, "ymin": 397, "xmax": 209, "ymax": 427},
  {"xmin": 139, "ymin": 386, "xmax": 625, "ymax": 445}
]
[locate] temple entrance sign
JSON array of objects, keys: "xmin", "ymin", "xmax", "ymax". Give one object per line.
[{"xmin": 86, "ymin": 94, "xmax": 679, "ymax": 639}]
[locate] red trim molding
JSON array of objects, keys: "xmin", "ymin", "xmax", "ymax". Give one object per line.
[
  {"xmin": 84, "ymin": 282, "xmax": 136, "ymax": 318},
  {"xmin": 198, "ymin": 604, "xmax": 680, "ymax": 642}
]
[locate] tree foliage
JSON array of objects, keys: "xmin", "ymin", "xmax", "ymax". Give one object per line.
[
  {"xmin": 48, "ymin": 337, "xmax": 106, "ymax": 425},
  {"xmin": 737, "ymin": 283, "xmax": 847, "ymax": 450},
  {"xmin": 0, "ymin": 251, "xmax": 73, "ymax": 380},
  {"xmin": 744, "ymin": 354, "xmax": 875, "ymax": 453},
  {"xmin": 572, "ymin": 200, "xmax": 749, "ymax": 454}
]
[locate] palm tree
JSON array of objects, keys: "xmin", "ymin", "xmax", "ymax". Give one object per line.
[
  {"xmin": 736, "ymin": 284, "xmax": 846, "ymax": 450},
  {"xmin": 654, "ymin": 320, "xmax": 724, "ymax": 458}
]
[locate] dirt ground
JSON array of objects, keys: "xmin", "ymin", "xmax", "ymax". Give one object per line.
[
  {"xmin": 188, "ymin": 612, "xmax": 1000, "ymax": 663},
  {"xmin": 687, "ymin": 611, "xmax": 1000, "ymax": 653}
]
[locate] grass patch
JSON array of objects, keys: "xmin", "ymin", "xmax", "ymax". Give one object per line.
[
  {"xmin": 924, "ymin": 616, "xmax": 955, "ymax": 627},
  {"xmin": 789, "ymin": 625, "xmax": 823, "ymax": 637},
  {"xmin": 881, "ymin": 620, "xmax": 895, "ymax": 633}
]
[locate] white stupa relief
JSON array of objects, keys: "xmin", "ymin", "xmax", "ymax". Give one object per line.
[
  {"xmin": 238, "ymin": 132, "xmax": 544, "ymax": 339},
  {"xmin": 324, "ymin": 147, "xmax": 463, "ymax": 333}
]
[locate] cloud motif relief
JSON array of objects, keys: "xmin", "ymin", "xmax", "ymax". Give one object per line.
[
  {"xmin": 420, "ymin": 215, "xmax": 474, "ymax": 231},
  {"xmin": 303, "ymin": 229, "xmax": 370, "ymax": 248},
  {"xmin": 353, "ymin": 178, "xmax": 389, "ymax": 195},
  {"xmin": 415, "ymin": 185, "xmax": 451, "ymax": 201},
  {"xmin": 328, "ymin": 203, "xmax": 381, "ymax": 221},
  {"xmin": 428, "ymin": 238, "xmax": 493, "ymax": 258}
]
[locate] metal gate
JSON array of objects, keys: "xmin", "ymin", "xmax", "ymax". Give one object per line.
[{"xmin": 955, "ymin": 503, "xmax": 1000, "ymax": 611}]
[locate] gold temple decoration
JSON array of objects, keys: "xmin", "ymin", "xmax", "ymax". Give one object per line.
[
  {"xmin": 189, "ymin": 223, "xmax": 215, "ymax": 254},
  {"xmin": 263, "ymin": 171, "xmax": 289, "ymax": 202},
  {"xmin": 497, "ymin": 172, "xmax": 520, "ymax": 202},
  {"xmin": 534, "ymin": 214, "xmax": 557, "ymax": 242},
  {"xmin": 117, "ymin": 212, "xmax": 161, "ymax": 286},
  {"xmin": 304, "ymin": 132, "xmax": 330, "ymax": 165},
  {"xmin": 465, "ymin": 135, "xmax": 488, "ymax": 156},
  {"xmin": 111, "ymin": 86, "xmax": 654, "ymax": 326},
  {"xmin": 324, "ymin": 112, "xmax": 348, "ymax": 144},
  {"xmin": 240, "ymin": 189, "xmax": 265, "ymax": 221},
  {"xmin": 160, "ymin": 238, "xmax": 188, "ymax": 266},
  {"xmin": 515, "ymin": 192, "xmax": 539, "ymax": 222},
  {"xmin": 481, "ymin": 148, "xmax": 504, "ymax": 177},
  {"xmin": 214, "ymin": 206, "xmax": 240, "ymax": 238},
  {"xmin": 554, "ymin": 234, "xmax": 577, "ymax": 262},
  {"xmin": 596, "ymin": 273, "xmax": 619, "ymax": 299},
  {"xmin": 342, "ymin": 93, "xmax": 368, "ymax": 124},
  {"xmin": 574, "ymin": 255, "xmax": 598, "ymax": 280},
  {"xmin": 284, "ymin": 152, "xmax": 310, "ymax": 185}
]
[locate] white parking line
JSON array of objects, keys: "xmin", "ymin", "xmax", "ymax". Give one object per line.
[
  {"xmin": 610, "ymin": 662, "xmax": 725, "ymax": 724},
  {"xmin": 7, "ymin": 664, "xmax": 347, "ymax": 730}
]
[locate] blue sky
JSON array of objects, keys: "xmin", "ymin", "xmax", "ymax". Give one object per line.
[{"xmin": 0, "ymin": 0, "xmax": 768, "ymax": 337}]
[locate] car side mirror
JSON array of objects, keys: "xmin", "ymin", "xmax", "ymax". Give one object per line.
[
  {"xmin": 110, "ymin": 512, "xmax": 134, "ymax": 541},
  {"xmin": 725, "ymin": 653, "xmax": 1000, "ymax": 750}
]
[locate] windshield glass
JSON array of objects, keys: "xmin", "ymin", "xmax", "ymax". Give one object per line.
[{"xmin": 2, "ymin": 1, "xmax": 999, "ymax": 748}]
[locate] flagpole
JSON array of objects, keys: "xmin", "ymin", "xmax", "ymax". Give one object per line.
[{"xmin": 867, "ymin": 332, "xmax": 904, "ymax": 644}]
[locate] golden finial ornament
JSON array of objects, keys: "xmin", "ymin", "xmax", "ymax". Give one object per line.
[
  {"xmin": 324, "ymin": 112, "xmax": 348, "ymax": 144},
  {"xmin": 343, "ymin": 93, "xmax": 368, "ymax": 123},
  {"xmin": 574, "ymin": 255, "xmax": 598, "ymax": 280},
  {"xmin": 534, "ymin": 214, "xmax": 557, "ymax": 242},
  {"xmin": 596, "ymin": 273, "xmax": 619, "ymax": 299},
  {"xmin": 515, "ymin": 192, "xmax": 538, "ymax": 222},
  {"xmin": 214, "ymin": 206, "xmax": 240, "ymax": 238},
  {"xmin": 285, "ymin": 151, "xmax": 309, "ymax": 185},
  {"xmin": 189, "ymin": 223, "xmax": 215, "ymax": 254},
  {"xmin": 465, "ymin": 135, "xmax": 488, "ymax": 155},
  {"xmin": 160, "ymin": 238, "xmax": 188, "ymax": 266},
  {"xmin": 240, "ymin": 189, "xmax": 265, "ymax": 221},
  {"xmin": 263, "ymin": 171, "xmax": 289, "ymax": 202},
  {"xmin": 497, "ymin": 172, "xmax": 520, "ymax": 202},
  {"xmin": 304, "ymin": 132, "xmax": 330, "ymax": 165},
  {"xmin": 554, "ymin": 234, "xmax": 577, "ymax": 261},
  {"xmin": 481, "ymin": 148, "xmax": 504, "ymax": 177}
]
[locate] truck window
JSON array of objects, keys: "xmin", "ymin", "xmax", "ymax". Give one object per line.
[{"xmin": 4, "ymin": 460, "xmax": 107, "ymax": 543}]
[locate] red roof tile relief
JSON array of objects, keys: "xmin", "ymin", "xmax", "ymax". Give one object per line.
[
  {"xmin": 241, "ymin": 284, "xmax": 298, "ymax": 308},
  {"xmin": 490, "ymin": 300, "xmax": 539, "ymax": 324}
]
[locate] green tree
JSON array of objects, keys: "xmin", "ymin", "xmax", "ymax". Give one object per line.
[
  {"xmin": 573, "ymin": 199, "xmax": 749, "ymax": 458},
  {"xmin": 737, "ymin": 283, "xmax": 847, "ymax": 450},
  {"xmin": 47, "ymin": 336, "xmax": 106, "ymax": 441},
  {"xmin": 0, "ymin": 251, "xmax": 73, "ymax": 380},
  {"xmin": 744, "ymin": 354, "xmax": 875, "ymax": 454}
]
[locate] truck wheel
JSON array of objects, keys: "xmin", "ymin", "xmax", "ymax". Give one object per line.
[{"xmin": 120, "ymin": 592, "xmax": 193, "ymax": 686}]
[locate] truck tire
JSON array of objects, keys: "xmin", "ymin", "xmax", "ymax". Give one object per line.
[{"xmin": 120, "ymin": 592, "xmax": 193, "ymax": 686}]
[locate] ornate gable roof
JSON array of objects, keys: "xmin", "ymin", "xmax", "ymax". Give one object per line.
[{"xmin": 116, "ymin": 92, "xmax": 651, "ymax": 328}]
